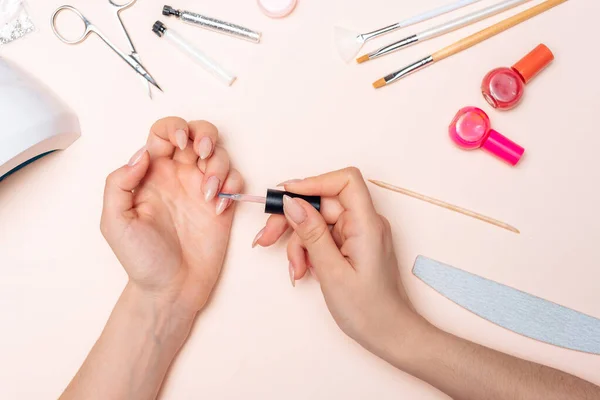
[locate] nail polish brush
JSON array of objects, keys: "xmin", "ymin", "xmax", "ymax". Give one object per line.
[
  {"xmin": 372, "ymin": 0, "xmax": 567, "ymax": 89},
  {"xmin": 357, "ymin": 0, "xmax": 532, "ymax": 64},
  {"xmin": 334, "ymin": 0, "xmax": 483, "ymax": 63},
  {"xmin": 219, "ymin": 190, "xmax": 321, "ymax": 215}
]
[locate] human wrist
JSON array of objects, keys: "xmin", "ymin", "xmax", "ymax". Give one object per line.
[
  {"xmin": 361, "ymin": 303, "xmax": 439, "ymax": 371},
  {"xmin": 121, "ymin": 282, "xmax": 196, "ymax": 346}
]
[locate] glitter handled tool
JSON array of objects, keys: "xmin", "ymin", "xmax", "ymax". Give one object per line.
[
  {"xmin": 219, "ymin": 190, "xmax": 321, "ymax": 215},
  {"xmin": 162, "ymin": 5, "xmax": 261, "ymax": 43}
]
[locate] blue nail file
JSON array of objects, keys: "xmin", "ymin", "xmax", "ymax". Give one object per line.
[{"xmin": 413, "ymin": 256, "xmax": 600, "ymax": 354}]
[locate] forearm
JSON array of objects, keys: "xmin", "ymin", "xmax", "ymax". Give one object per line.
[
  {"xmin": 383, "ymin": 316, "xmax": 600, "ymax": 400},
  {"xmin": 60, "ymin": 283, "xmax": 195, "ymax": 400}
]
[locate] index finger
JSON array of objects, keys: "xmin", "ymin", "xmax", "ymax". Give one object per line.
[{"xmin": 281, "ymin": 167, "xmax": 376, "ymax": 214}]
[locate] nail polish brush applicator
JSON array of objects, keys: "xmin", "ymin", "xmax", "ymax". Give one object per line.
[{"xmin": 219, "ymin": 190, "xmax": 321, "ymax": 215}]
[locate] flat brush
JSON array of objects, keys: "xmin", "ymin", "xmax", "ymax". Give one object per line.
[
  {"xmin": 369, "ymin": 180, "xmax": 519, "ymax": 234},
  {"xmin": 357, "ymin": 0, "xmax": 532, "ymax": 64},
  {"xmin": 334, "ymin": 0, "xmax": 483, "ymax": 63},
  {"xmin": 373, "ymin": 0, "xmax": 568, "ymax": 89},
  {"xmin": 219, "ymin": 190, "xmax": 321, "ymax": 215}
]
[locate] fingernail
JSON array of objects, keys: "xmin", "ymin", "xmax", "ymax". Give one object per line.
[
  {"xmin": 216, "ymin": 197, "xmax": 231, "ymax": 216},
  {"xmin": 289, "ymin": 262, "xmax": 296, "ymax": 288},
  {"xmin": 175, "ymin": 129, "xmax": 188, "ymax": 150},
  {"xmin": 309, "ymin": 267, "xmax": 319, "ymax": 282},
  {"xmin": 277, "ymin": 179, "xmax": 302, "ymax": 187},
  {"xmin": 204, "ymin": 176, "xmax": 220, "ymax": 202},
  {"xmin": 198, "ymin": 137, "xmax": 213, "ymax": 160},
  {"xmin": 283, "ymin": 195, "xmax": 307, "ymax": 224},
  {"xmin": 252, "ymin": 227, "xmax": 265, "ymax": 248},
  {"xmin": 128, "ymin": 146, "xmax": 147, "ymax": 166}
]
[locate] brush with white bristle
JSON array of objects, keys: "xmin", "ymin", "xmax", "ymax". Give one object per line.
[{"xmin": 334, "ymin": 0, "xmax": 483, "ymax": 63}]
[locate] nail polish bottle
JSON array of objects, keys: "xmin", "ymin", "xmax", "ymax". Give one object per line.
[
  {"xmin": 481, "ymin": 44, "xmax": 554, "ymax": 110},
  {"xmin": 449, "ymin": 107, "xmax": 524, "ymax": 166}
]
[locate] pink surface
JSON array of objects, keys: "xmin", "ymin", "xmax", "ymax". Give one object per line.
[{"xmin": 1, "ymin": 0, "xmax": 599, "ymax": 398}]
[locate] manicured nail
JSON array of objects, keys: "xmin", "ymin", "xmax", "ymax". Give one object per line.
[
  {"xmin": 283, "ymin": 195, "xmax": 307, "ymax": 224},
  {"xmin": 289, "ymin": 262, "xmax": 296, "ymax": 288},
  {"xmin": 252, "ymin": 227, "xmax": 265, "ymax": 248},
  {"xmin": 310, "ymin": 267, "xmax": 319, "ymax": 282},
  {"xmin": 198, "ymin": 137, "xmax": 213, "ymax": 160},
  {"xmin": 216, "ymin": 197, "xmax": 231, "ymax": 216},
  {"xmin": 175, "ymin": 129, "xmax": 188, "ymax": 150},
  {"xmin": 277, "ymin": 179, "xmax": 302, "ymax": 187},
  {"xmin": 204, "ymin": 176, "xmax": 220, "ymax": 202},
  {"xmin": 128, "ymin": 146, "xmax": 147, "ymax": 166}
]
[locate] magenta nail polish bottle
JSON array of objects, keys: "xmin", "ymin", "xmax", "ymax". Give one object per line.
[{"xmin": 449, "ymin": 107, "xmax": 525, "ymax": 166}]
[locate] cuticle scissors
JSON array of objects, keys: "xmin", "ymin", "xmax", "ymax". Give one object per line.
[{"xmin": 51, "ymin": 3, "xmax": 161, "ymax": 94}]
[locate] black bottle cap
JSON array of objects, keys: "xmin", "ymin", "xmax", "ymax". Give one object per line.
[
  {"xmin": 152, "ymin": 21, "xmax": 167, "ymax": 37},
  {"xmin": 162, "ymin": 5, "xmax": 180, "ymax": 17},
  {"xmin": 265, "ymin": 189, "xmax": 321, "ymax": 215}
]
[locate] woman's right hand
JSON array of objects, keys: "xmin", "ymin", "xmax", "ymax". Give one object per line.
[{"xmin": 253, "ymin": 168, "xmax": 430, "ymax": 356}]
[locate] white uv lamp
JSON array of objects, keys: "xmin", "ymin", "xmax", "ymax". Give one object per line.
[{"xmin": 0, "ymin": 58, "xmax": 80, "ymax": 181}]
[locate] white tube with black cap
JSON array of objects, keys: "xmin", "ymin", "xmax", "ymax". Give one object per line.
[{"xmin": 152, "ymin": 21, "xmax": 236, "ymax": 86}]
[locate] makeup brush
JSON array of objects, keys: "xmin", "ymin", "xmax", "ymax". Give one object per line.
[
  {"xmin": 373, "ymin": 0, "xmax": 568, "ymax": 89},
  {"xmin": 219, "ymin": 190, "xmax": 321, "ymax": 215},
  {"xmin": 357, "ymin": 0, "xmax": 532, "ymax": 64},
  {"xmin": 334, "ymin": 0, "xmax": 483, "ymax": 63},
  {"xmin": 369, "ymin": 180, "xmax": 519, "ymax": 234}
]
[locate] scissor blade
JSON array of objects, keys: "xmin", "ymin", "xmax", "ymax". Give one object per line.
[
  {"xmin": 131, "ymin": 53, "xmax": 153, "ymax": 99},
  {"xmin": 121, "ymin": 53, "xmax": 162, "ymax": 93},
  {"xmin": 144, "ymin": 74, "xmax": 162, "ymax": 92}
]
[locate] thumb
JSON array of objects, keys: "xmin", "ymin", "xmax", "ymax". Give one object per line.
[
  {"xmin": 282, "ymin": 195, "xmax": 348, "ymax": 280},
  {"xmin": 101, "ymin": 146, "xmax": 150, "ymax": 233}
]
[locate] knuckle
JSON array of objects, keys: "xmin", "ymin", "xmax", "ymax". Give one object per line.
[
  {"xmin": 105, "ymin": 172, "xmax": 117, "ymax": 188},
  {"xmin": 302, "ymin": 221, "xmax": 328, "ymax": 245},
  {"xmin": 344, "ymin": 166, "xmax": 363, "ymax": 181},
  {"xmin": 380, "ymin": 215, "xmax": 392, "ymax": 232},
  {"xmin": 371, "ymin": 216, "xmax": 387, "ymax": 240},
  {"xmin": 99, "ymin": 216, "xmax": 109, "ymax": 238},
  {"xmin": 190, "ymin": 120, "xmax": 218, "ymax": 136},
  {"xmin": 154, "ymin": 116, "xmax": 186, "ymax": 129}
]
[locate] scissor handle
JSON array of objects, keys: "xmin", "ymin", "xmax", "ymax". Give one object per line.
[
  {"xmin": 108, "ymin": 0, "xmax": 137, "ymax": 10},
  {"xmin": 51, "ymin": 5, "xmax": 94, "ymax": 45}
]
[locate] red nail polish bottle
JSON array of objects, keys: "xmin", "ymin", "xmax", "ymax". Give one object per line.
[{"xmin": 481, "ymin": 44, "xmax": 554, "ymax": 110}]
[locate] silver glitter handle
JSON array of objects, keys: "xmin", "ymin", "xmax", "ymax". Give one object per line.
[{"xmin": 180, "ymin": 11, "xmax": 261, "ymax": 43}]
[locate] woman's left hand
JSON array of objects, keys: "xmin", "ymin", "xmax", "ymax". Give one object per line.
[{"xmin": 100, "ymin": 117, "xmax": 243, "ymax": 319}]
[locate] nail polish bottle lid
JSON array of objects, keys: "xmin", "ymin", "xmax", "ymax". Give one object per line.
[
  {"xmin": 265, "ymin": 189, "xmax": 321, "ymax": 215},
  {"xmin": 449, "ymin": 107, "xmax": 524, "ymax": 166},
  {"xmin": 512, "ymin": 44, "xmax": 554, "ymax": 84}
]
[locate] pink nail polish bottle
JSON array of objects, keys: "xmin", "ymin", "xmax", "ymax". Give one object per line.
[
  {"xmin": 449, "ymin": 107, "xmax": 524, "ymax": 166},
  {"xmin": 481, "ymin": 44, "xmax": 554, "ymax": 110}
]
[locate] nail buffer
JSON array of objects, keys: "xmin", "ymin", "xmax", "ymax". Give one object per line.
[{"xmin": 413, "ymin": 256, "xmax": 600, "ymax": 354}]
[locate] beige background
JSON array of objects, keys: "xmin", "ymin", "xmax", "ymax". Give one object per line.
[{"xmin": 1, "ymin": 0, "xmax": 599, "ymax": 398}]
